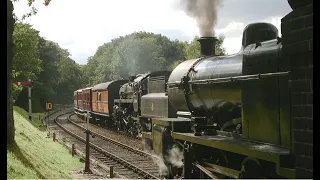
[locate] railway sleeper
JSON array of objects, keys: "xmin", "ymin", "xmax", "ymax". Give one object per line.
[{"xmin": 59, "ymin": 114, "xmax": 159, "ymax": 179}]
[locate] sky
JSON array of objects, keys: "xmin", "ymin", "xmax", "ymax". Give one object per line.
[{"xmin": 13, "ymin": 0, "xmax": 292, "ymax": 65}]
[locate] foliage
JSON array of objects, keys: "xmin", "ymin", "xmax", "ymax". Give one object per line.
[
  {"xmin": 84, "ymin": 32, "xmax": 226, "ymax": 84},
  {"xmin": 14, "ymin": 35, "xmax": 87, "ymax": 112},
  {"xmin": 13, "ymin": 22, "xmax": 42, "ymax": 81},
  {"xmin": 84, "ymin": 32, "xmax": 226, "ymax": 86},
  {"xmin": 12, "ymin": 0, "xmax": 51, "ymax": 20},
  {"xmin": 12, "ymin": 84, "xmax": 23, "ymax": 104},
  {"xmin": 8, "ymin": 0, "xmax": 52, "ymax": 145},
  {"xmin": 55, "ymin": 57, "xmax": 88, "ymax": 104}
]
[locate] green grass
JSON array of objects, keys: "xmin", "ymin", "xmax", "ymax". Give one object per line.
[
  {"xmin": 31, "ymin": 112, "xmax": 46, "ymax": 126},
  {"xmin": 7, "ymin": 106, "xmax": 83, "ymax": 179},
  {"xmin": 31, "ymin": 112, "xmax": 47, "ymax": 131}
]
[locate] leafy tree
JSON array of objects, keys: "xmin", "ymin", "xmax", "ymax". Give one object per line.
[
  {"xmin": 85, "ymin": 32, "xmax": 227, "ymax": 85},
  {"xmin": 13, "ymin": 22, "xmax": 42, "ymax": 81},
  {"xmin": 8, "ymin": 0, "xmax": 52, "ymax": 145},
  {"xmin": 55, "ymin": 57, "xmax": 87, "ymax": 104},
  {"xmin": 15, "ymin": 36, "xmax": 87, "ymax": 112},
  {"xmin": 85, "ymin": 32, "xmax": 187, "ymax": 85},
  {"xmin": 110, "ymin": 37, "xmax": 166, "ymax": 79}
]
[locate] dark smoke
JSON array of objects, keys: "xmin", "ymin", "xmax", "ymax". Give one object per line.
[{"xmin": 180, "ymin": 0, "xmax": 222, "ymax": 36}]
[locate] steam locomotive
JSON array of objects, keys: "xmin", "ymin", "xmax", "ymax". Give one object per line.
[
  {"xmin": 74, "ymin": 70, "xmax": 174, "ymax": 137},
  {"xmin": 74, "ymin": 22, "xmax": 296, "ymax": 178}
]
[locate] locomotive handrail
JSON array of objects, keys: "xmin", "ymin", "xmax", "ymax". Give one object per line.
[{"xmin": 168, "ymin": 71, "xmax": 290, "ymax": 87}]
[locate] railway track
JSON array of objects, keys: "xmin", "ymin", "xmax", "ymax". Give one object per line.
[
  {"xmin": 70, "ymin": 114, "xmax": 144, "ymax": 151},
  {"xmin": 54, "ymin": 112, "xmax": 163, "ymax": 179},
  {"xmin": 75, "ymin": 112, "xmax": 142, "ymax": 140}
]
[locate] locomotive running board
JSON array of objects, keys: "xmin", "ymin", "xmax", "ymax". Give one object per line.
[{"xmin": 171, "ymin": 132, "xmax": 295, "ymax": 178}]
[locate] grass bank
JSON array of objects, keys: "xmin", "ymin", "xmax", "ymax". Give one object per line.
[{"xmin": 7, "ymin": 106, "xmax": 83, "ymax": 179}]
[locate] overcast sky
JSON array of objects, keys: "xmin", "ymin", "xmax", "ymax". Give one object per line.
[{"xmin": 13, "ymin": 0, "xmax": 292, "ymax": 65}]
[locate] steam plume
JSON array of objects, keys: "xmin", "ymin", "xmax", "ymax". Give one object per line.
[
  {"xmin": 165, "ymin": 144, "xmax": 183, "ymax": 168},
  {"xmin": 142, "ymin": 139, "xmax": 168, "ymax": 176},
  {"xmin": 142, "ymin": 140, "xmax": 184, "ymax": 178},
  {"xmin": 180, "ymin": 0, "xmax": 222, "ymax": 36}
]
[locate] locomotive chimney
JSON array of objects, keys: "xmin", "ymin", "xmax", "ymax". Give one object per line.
[{"xmin": 197, "ymin": 37, "xmax": 217, "ymax": 57}]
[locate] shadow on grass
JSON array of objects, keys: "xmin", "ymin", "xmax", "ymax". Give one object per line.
[{"xmin": 7, "ymin": 142, "xmax": 46, "ymax": 179}]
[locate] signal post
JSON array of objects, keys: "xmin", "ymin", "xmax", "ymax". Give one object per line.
[{"xmin": 13, "ymin": 80, "xmax": 33, "ymax": 120}]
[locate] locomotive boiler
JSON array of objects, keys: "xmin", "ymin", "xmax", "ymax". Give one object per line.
[{"xmin": 142, "ymin": 22, "xmax": 294, "ymax": 179}]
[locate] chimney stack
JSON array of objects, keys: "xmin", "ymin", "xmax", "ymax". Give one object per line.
[{"xmin": 197, "ymin": 37, "xmax": 217, "ymax": 57}]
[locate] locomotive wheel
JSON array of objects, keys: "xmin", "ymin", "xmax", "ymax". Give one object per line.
[
  {"xmin": 238, "ymin": 158, "xmax": 261, "ymax": 178},
  {"xmin": 116, "ymin": 120, "xmax": 122, "ymax": 131},
  {"xmin": 167, "ymin": 164, "xmax": 182, "ymax": 179},
  {"xmin": 136, "ymin": 123, "xmax": 143, "ymax": 138},
  {"xmin": 166, "ymin": 164, "xmax": 175, "ymax": 179},
  {"xmin": 128, "ymin": 125, "xmax": 135, "ymax": 137},
  {"xmin": 122, "ymin": 120, "xmax": 129, "ymax": 133}
]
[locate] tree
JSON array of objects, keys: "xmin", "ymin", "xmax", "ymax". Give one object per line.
[
  {"xmin": 8, "ymin": 0, "xmax": 15, "ymax": 145},
  {"xmin": 84, "ymin": 32, "xmax": 227, "ymax": 85},
  {"xmin": 110, "ymin": 37, "xmax": 166, "ymax": 79},
  {"xmin": 8, "ymin": 0, "xmax": 51, "ymax": 145},
  {"xmin": 13, "ymin": 22, "xmax": 42, "ymax": 81},
  {"xmin": 85, "ymin": 32, "xmax": 187, "ymax": 84},
  {"xmin": 55, "ymin": 57, "xmax": 87, "ymax": 104},
  {"xmin": 15, "ymin": 36, "xmax": 87, "ymax": 111}
]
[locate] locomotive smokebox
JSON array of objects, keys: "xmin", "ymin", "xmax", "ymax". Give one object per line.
[{"xmin": 197, "ymin": 37, "xmax": 217, "ymax": 57}]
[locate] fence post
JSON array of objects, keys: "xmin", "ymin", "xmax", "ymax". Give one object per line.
[
  {"xmin": 53, "ymin": 132, "xmax": 56, "ymax": 142},
  {"xmin": 110, "ymin": 166, "xmax": 114, "ymax": 178},
  {"xmin": 72, "ymin": 144, "xmax": 75, "ymax": 157}
]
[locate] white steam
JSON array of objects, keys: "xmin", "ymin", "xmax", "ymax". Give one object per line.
[
  {"xmin": 165, "ymin": 144, "xmax": 184, "ymax": 168},
  {"xmin": 142, "ymin": 139, "xmax": 184, "ymax": 177}
]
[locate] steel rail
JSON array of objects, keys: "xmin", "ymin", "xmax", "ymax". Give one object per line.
[
  {"xmin": 68, "ymin": 113, "xmax": 157, "ymax": 158},
  {"xmin": 54, "ymin": 113, "xmax": 159, "ymax": 179}
]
